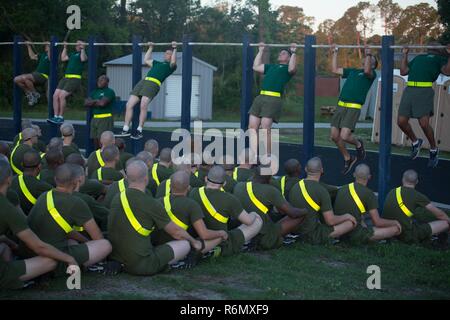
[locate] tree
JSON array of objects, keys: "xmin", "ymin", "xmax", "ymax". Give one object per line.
[
  {"xmin": 438, "ymin": 0, "xmax": 450, "ymax": 43},
  {"xmin": 377, "ymin": 0, "xmax": 402, "ymax": 35},
  {"xmin": 276, "ymin": 6, "xmax": 314, "ymax": 43}
]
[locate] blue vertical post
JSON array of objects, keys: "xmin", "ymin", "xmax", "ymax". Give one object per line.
[
  {"xmin": 378, "ymin": 35, "xmax": 394, "ymax": 210},
  {"xmin": 86, "ymin": 36, "xmax": 98, "ymax": 156},
  {"xmin": 240, "ymin": 34, "xmax": 254, "ymax": 130},
  {"xmin": 303, "ymin": 35, "xmax": 316, "ymax": 164},
  {"xmin": 48, "ymin": 36, "xmax": 59, "ymax": 138},
  {"xmin": 131, "ymin": 35, "xmax": 142, "ymax": 154},
  {"xmin": 181, "ymin": 34, "xmax": 193, "ymax": 131},
  {"xmin": 13, "ymin": 35, "xmax": 23, "ymax": 134}
]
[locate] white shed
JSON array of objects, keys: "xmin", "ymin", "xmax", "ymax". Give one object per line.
[{"xmin": 104, "ymin": 52, "xmax": 217, "ymax": 120}]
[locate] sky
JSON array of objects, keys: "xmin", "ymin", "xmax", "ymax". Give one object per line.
[{"xmin": 201, "ymin": 0, "xmax": 438, "ymax": 34}]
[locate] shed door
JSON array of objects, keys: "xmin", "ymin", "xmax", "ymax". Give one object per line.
[{"xmin": 165, "ymin": 75, "xmax": 200, "ymax": 118}]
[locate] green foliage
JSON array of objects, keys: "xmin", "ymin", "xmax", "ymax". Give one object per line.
[{"xmin": 438, "ymin": 0, "xmax": 450, "ymax": 43}]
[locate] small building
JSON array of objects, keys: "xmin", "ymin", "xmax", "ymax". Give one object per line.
[{"xmin": 104, "ymin": 52, "xmax": 217, "ymax": 120}]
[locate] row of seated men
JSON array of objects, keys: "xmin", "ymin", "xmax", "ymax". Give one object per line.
[{"xmin": 1, "ymin": 122, "xmax": 449, "ymax": 289}]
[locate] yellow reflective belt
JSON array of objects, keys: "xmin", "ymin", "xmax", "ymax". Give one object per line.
[
  {"xmin": 338, "ymin": 100, "xmax": 362, "ymax": 109},
  {"xmin": 396, "ymin": 187, "xmax": 413, "ymax": 217},
  {"xmin": 407, "ymin": 81, "xmax": 433, "ymax": 88},
  {"xmin": 65, "ymin": 74, "xmax": 82, "ymax": 79},
  {"xmin": 199, "ymin": 187, "xmax": 229, "ymax": 224},
  {"xmin": 145, "ymin": 77, "xmax": 161, "ymax": 86},
  {"xmin": 93, "ymin": 113, "xmax": 112, "ymax": 119},
  {"xmin": 260, "ymin": 90, "xmax": 281, "ymax": 97},
  {"xmin": 349, "ymin": 183, "xmax": 366, "ymax": 214},
  {"xmin": 41, "ymin": 73, "xmax": 49, "ymax": 79},
  {"xmin": 10, "ymin": 145, "xmax": 23, "ymax": 175},
  {"xmin": 233, "ymin": 168, "xmax": 238, "ymax": 181},
  {"xmin": 118, "ymin": 179, "xmax": 126, "ymax": 193},
  {"xmin": 164, "ymin": 195, "xmax": 188, "ymax": 230},
  {"xmin": 246, "ymin": 182, "xmax": 268, "ymax": 214},
  {"xmin": 281, "ymin": 176, "xmax": 286, "ymax": 198},
  {"xmin": 152, "ymin": 163, "xmax": 160, "ymax": 186},
  {"xmin": 97, "ymin": 168, "xmax": 103, "ymax": 181},
  {"xmin": 95, "ymin": 150, "xmax": 105, "ymax": 167},
  {"xmin": 46, "ymin": 191, "xmax": 73, "ymax": 234},
  {"xmin": 18, "ymin": 175, "xmax": 37, "ymax": 205},
  {"xmin": 165, "ymin": 179, "xmax": 171, "ymax": 196},
  {"xmin": 299, "ymin": 180, "xmax": 320, "ymax": 212},
  {"xmin": 120, "ymin": 191, "xmax": 153, "ymax": 236}
]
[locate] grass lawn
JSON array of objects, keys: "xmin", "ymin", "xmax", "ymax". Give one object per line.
[{"xmin": 1, "ymin": 241, "xmax": 449, "ymax": 300}]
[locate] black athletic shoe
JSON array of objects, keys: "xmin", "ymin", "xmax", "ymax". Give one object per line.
[
  {"xmin": 115, "ymin": 130, "xmax": 131, "ymax": 138},
  {"xmin": 342, "ymin": 156, "xmax": 357, "ymax": 175},
  {"xmin": 130, "ymin": 131, "xmax": 143, "ymax": 140},
  {"xmin": 356, "ymin": 139, "xmax": 366, "ymax": 161},
  {"xmin": 428, "ymin": 149, "xmax": 439, "ymax": 168},
  {"xmin": 411, "ymin": 139, "xmax": 423, "ymax": 160}
]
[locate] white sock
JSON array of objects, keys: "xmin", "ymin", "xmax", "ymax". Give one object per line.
[
  {"xmin": 412, "ymin": 140, "xmax": 419, "ymax": 146},
  {"xmin": 123, "ymin": 125, "xmax": 129, "ymax": 132},
  {"xmin": 430, "ymin": 149, "xmax": 438, "ymax": 153},
  {"xmin": 137, "ymin": 126, "xmax": 143, "ymax": 132},
  {"xmin": 58, "ymin": 115, "xmax": 63, "ymax": 119}
]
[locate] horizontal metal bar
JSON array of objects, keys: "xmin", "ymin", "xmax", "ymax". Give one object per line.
[
  {"xmin": 249, "ymin": 43, "xmax": 305, "ymax": 48},
  {"xmin": 189, "ymin": 42, "xmax": 242, "ymax": 46},
  {"xmin": 313, "ymin": 44, "xmax": 382, "ymax": 49},
  {"xmin": 390, "ymin": 45, "xmax": 447, "ymax": 49},
  {"xmin": 17, "ymin": 42, "xmax": 50, "ymax": 45},
  {"xmin": 0, "ymin": 42, "xmax": 14, "ymax": 45}
]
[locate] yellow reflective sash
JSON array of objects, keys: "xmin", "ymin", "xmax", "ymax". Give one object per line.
[
  {"xmin": 97, "ymin": 168, "xmax": 103, "ymax": 181},
  {"xmin": 280, "ymin": 176, "xmax": 286, "ymax": 198},
  {"xmin": 246, "ymin": 182, "xmax": 268, "ymax": 214},
  {"xmin": 95, "ymin": 150, "xmax": 105, "ymax": 167},
  {"xmin": 93, "ymin": 113, "xmax": 112, "ymax": 119},
  {"xmin": 118, "ymin": 179, "xmax": 126, "ymax": 193},
  {"xmin": 10, "ymin": 144, "xmax": 23, "ymax": 175},
  {"xmin": 165, "ymin": 179, "xmax": 171, "ymax": 196},
  {"xmin": 338, "ymin": 100, "xmax": 362, "ymax": 109},
  {"xmin": 198, "ymin": 187, "xmax": 229, "ymax": 224},
  {"xmin": 396, "ymin": 187, "xmax": 413, "ymax": 217},
  {"xmin": 40, "ymin": 153, "xmax": 46, "ymax": 159},
  {"xmin": 18, "ymin": 175, "xmax": 37, "ymax": 205},
  {"xmin": 348, "ymin": 183, "xmax": 366, "ymax": 214},
  {"xmin": 41, "ymin": 73, "xmax": 49, "ymax": 79},
  {"xmin": 163, "ymin": 195, "xmax": 188, "ymax": 230},
  {"xmin": 260, "ymin": 90, "xmax": 281, "ymax": 97},
  {"xmin": 152, "ymin": 163, "xmax": 160, "ymax": 186},
  {"xmin": 407, "ymin": 81, "xmax": 433, "ymax": 88},
  {"xmin": 299, "ymin": 180, "xmax": 320, "ymax": 212},
  {"xmin": 233, "ymin": 168, "xmax": 238, "ymax": 181},
  {"xmin": 119, "ymin": 191, "xmax": 153, "ymax": 236},
  {"xmin": 194, "ymin": 171, "xmax": 199, "ymax": 178},
  {"xmin": 145, "ymin": 77, "xmax": 161, "ymax": 86},
  {"xmin": 65, "ymin": 74, "xmax": 82, "ymax": 79},
  {"xmin": 46, "ymin": 191, "xmax": 73, "ymax": 234},
  {"xmin": 15, "ymin": 132, "xmax": 23, "ymax": 147}
]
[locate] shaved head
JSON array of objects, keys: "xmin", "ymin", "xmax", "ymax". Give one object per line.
[
  {"xmin": 354, "ymin": 164, "xmax": 371, "ymax": 180},
  {"xmin": 21, "ymin": 119, "xmax": 33, "ymax": 131},
  {"xmin": 47, "ymin": 137, "xmax": 63, "ymax": 151},
  {"xmin": 45, "ymin": 148, "xmax": 64, "ymax": 169},
  {"xmin": 253, "ymin": 165, "xmax": 272, "ymax": 183},
  {"xmin": 144, "ymin": 139, "xmax": 159, "ymax": 158},
  {"xmin": 55, "ymin": 164, "xmax": 77, "ymax": 187},
  {"xmin": 402, "ymin": 169, "xmax": 418, "ymax": 185},
  {"xmin": 306, "ymin": 157, "xmax": 323, "ymax": 176},
  {"xmin": 171, "ymin": 171, "xmax": 190, "ymax": 194},
  {"xmin": 159, "ymin": 148, "xmax": 172, "ymax": 163},
  {"xmin": 100, "ymin": 131, "xmax": 115, "ymax": 148},
  {"xmin": 23, "ymin": 150, "xmax": 41, "ymax": 169},
  {"xmin": 0, "ymin": 141, "xmax": 10, "ymax": 158},
  {"xmin": 60, "ymin": 123, "xmax": 75, "ymax": 137},
  {"xmin": 136, "ymin": 151, "xmax": 154, "ymax": 168},
  {"xmin": 102, "ymin": 145, "xmax": 120, "ymax": 163},
  {"xmin": 22, "ymin": 128, "xmax": 37, "ymax": 141},
  {"xmin": 66, "ymin": 153, "xmax": 86, "ymax": 168},
  {"xmin": 126, "ymin": 160, "xmax": 148, "ymax": 184},
  {"xmin": 284, "ymin": 159, "xmax": 301, "ymax": 177},
  {"xmin": 207, "ymin": 165, "xmax": 226, "ymax": 184},
  {"xmin": 174, "ymin": 163, "xmax": 191, "ymax": 174},
  {"xmin": 125, "ymin": 157, "xmax": 137, "ymax": 171}
]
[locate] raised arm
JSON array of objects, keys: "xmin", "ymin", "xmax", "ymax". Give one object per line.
[
  {"xmin": 144, "ymin": 42, "xmax": 154, "ymax": 67},
  {"xmin": 288, "ymin": 43, "xmax": 298, "ymax": 75},
  {"xmin": 441, "ymin": 45, "xmax": 450, "ymax": 76},
  {"xmin": 331, "ymin": 45, "xmax": 343, "ymax": 75},
  {"xmin": 363, "ymin": 47, "xmax": 375, "ymax": 78},
  {"xmin": 253, "ymin": 42, "xmax": 265, "ymax": 74},
  {"xmin": 61, "ymin": 43, "xmax": 69, "ymax": 62},
  {"xmin": 170, "ymin": 41, "xmax": 177, "ymax": 68},
  {"xmin": 80, "ymin": 43, "xmax": 88, "ymax": 62},
  {"xmin": 26, "ymin": 42, "xmax": 38, "ymax": 60},
  {"xmin": 400, "ymin": 47, "xmax": 409, "ymax": 76}
]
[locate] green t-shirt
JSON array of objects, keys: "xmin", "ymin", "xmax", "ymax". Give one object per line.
[
  {"xmin": 233, "ymin": 182, "xmax": 287, "ymax": 227},
  {"xmin": 10, "ymin": 144, "xmax": 34, "ymax": 174},
  {"xmin": 190, "ymin": 173, "xmax": 204, "ymax": 188},
  {"xmin": 62, "ymin": 143, "xmax": 80, "ymax": 160},
  {"xmin": 73, "ymin": 191, "xmax": 109, "ymax": 231},
  {"xmin": 152, "ymin": 163, "xmax": 174, "ymax": 185},
  {"xmin": 39, "ymin": 168, "xmax": 56, "ymax": 187},
  {"xmin": 146, "ymin": 60, "xmax": 177, "ymax": 83},
  {"xmin": 65, "ymin": 51, "xmax": 86, "ymax": 76},
  {"xmin": 27, "ymin": 190, "xmax": 93, "ymax": 249},
  {"xmin": 34, "ymin": 140, "xmax": 47, "ymax": 154},
  {"xmin": 408, "ymin": 54, "xmax": 448, "ymax": 82},
  {"xmin": 223, "ymin": 175, "xmax": 237, "ymax": 194},
  {"xmin": 261, "ymin": 64, "xmax": 293, "ymax": 94},
  {"xmin": 189, "ymin": 187, "xmax": 243, "ymax": 232},
  {"xmin": 339, "ymin": 68, "xmax": 376, "ymax": 105},
  {"xmin": 288, "ymin": 180, "xmax": 334, "ymax": 234},
  {"xmin": 0, "ymin": 194, "xmax": 28, "ymax": 236},
  {"xmin": 334, "ymin": 183, "xmax": 378, "ymax": 223},
  {"xmin": 151, "ymin": 195, "xmax": 204, "ymax": 245},
  {"xmin": 79, "ymin": 178, "xmax": 106, "ymax": 199},
  {"xmin": 90, "ymin": 87, "xmax": 116, "ymax": 115},
  {"xmin": 108, "ymin": 188, "xmax": 171, "ymax": 265},
  {"xmin": 35, "ymin": 52, "xmax": 50, "ymax": 75},
  {"xmin": 119, "ymin": 151, "xmax": 134, "ymax": 169},
  {"xmin": 6, "ymin": 189, "xmax": 20, "ymax": 207},
  {"xmin": 271, "ymin": 175, "xmax": 300, "ymax": 201},
  {"xmin": 195, "ymin": 167, "xmax": 209, "ymax": 182},
  {"xmin": 155, "ymin": 179, "xmax": 172, "ymax": 198},
  {"xmin": 90, "ymin": 167, "xmax": 124, "ymax": 183},
  {"xmin": 87, "ymin": 150, "xmax": 104, "ymax": 177},
  {"xmin": 104, "ymin": 179, "xmax": 154, "ymax": 208},
  {"xmin": 10, "ymin": 175, "xmax": 52, "ymax": 215},
  {"xmin": 382, "ymin": 186, "xmax": 431, "ymax": 229},
  {"xmin": 233, "ymin": 167, "xmax": 255, "ymax": 182}
]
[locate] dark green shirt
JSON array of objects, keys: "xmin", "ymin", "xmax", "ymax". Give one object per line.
[
  {"xmin": 104, "ymin": 179, "xmax": 154, "ymax": 208},
  {"xmin": 10, "ymin": 144, "xmax": 33, "ymax": 174},
  {"xmin": 108, "ymin": 188, "xmax": 171, "ymax": 266},
  {"xmin": 146, "ymin": 60, "xmax": 177, "ymax": 83},
  {"xmin": 79, "ymin": 179, "xmax": 107, "ymax": 199},
  {"xmin": 339, "ymin": 68, "xmax": 376, "ymax": 105},
  {"xmin": 6, "ymin": 189, "xmax": 20, "ymax": 207},
  {"xmin": 271, "ymin": 175, "xmax": 300, "ymax": 201},
  {"xmin": 0, "ymin": 194, "xmax": 28, "ymax": 236},
  {"xmin": 39, "ymin": 168, "xmax": 56, "ymax": 187},
  {"xmin": 10, "ymin": 175, "xmax": 52, "ymax": 215},
  {"xmin": 223, "ymin": 175, "xmax": 237, "ymax": 194},
  {"xmin": 152, "ymin": 163, "xmax": 174, "ymax": 185},
  {"xmin": 62, "ymin": 143, "xmax": 81, "ymax": 160},
  {"xmin": 87, "ymin": 150, "xmax": 104, "ymax": 177},
  {"xmin": 233, "ymin": 167, "xmax": 255, "ymax": 182},
  {"xmin": 90, "ymin": 167, "xmax": 123, "ymax": 183},
  {"xmin": 35, "ymin": 52, "xmax": 50, "ymax": 75},
  {"xmin": 261, "ymin": 64, "xmax": 293, "ymax": 93},
  {"xmin": 73, "ymin": 191, "xmax": 109, "ymax": 231},
  {"xmin": 28, "ymin": 190, "xmax": 93, "ymax": 249},
  {"xmin": 408, "ymin": 54, "xmax": 448, "ymax": 82},
  {"xmin": 334, "ymin": 183, "xmax": 378, "ymax": 223},
  {"xmin": 90, "ymin": 87, "xmax": 116, "ymax": 115},
  {"xmin": 189, "ymin": 187, "xmax": 243, "ymax": 232},
  {"xmin": 119, "ymin": 151, "xmax": 134, "ymax": 169},
  {"xmin": 65, "ymin": 51, "xmax": 86, "ymax": 76}
]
